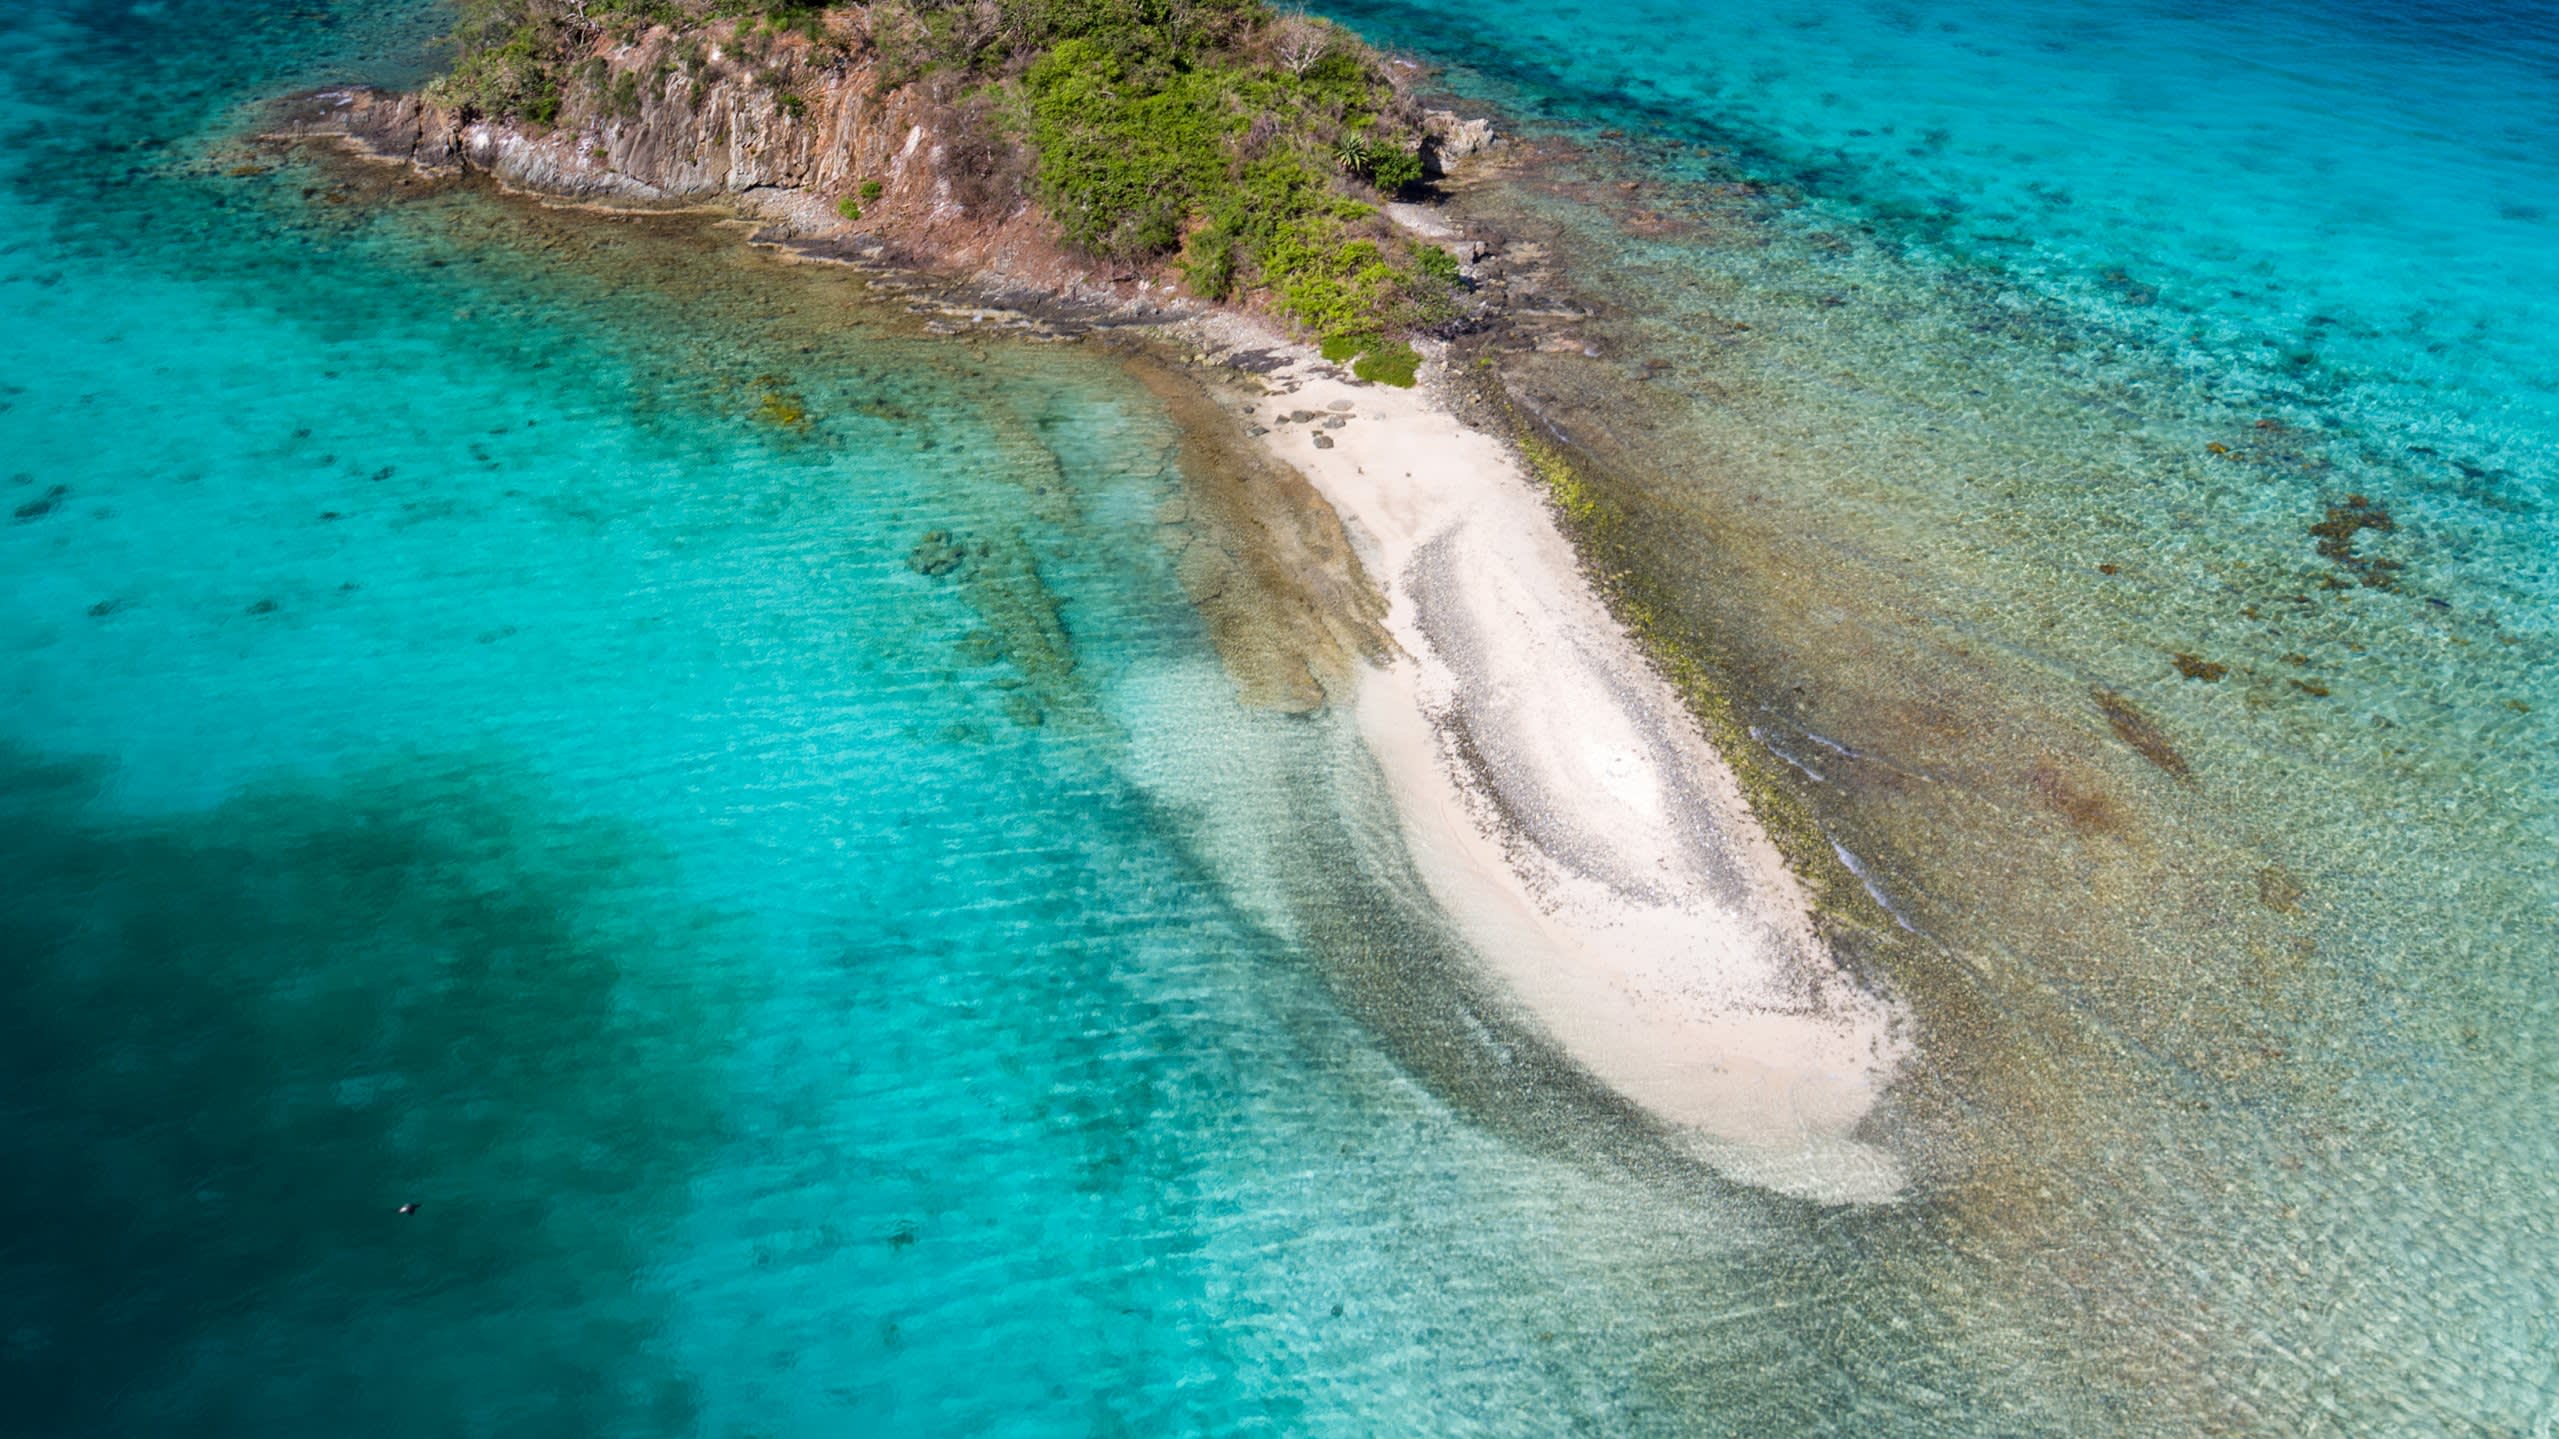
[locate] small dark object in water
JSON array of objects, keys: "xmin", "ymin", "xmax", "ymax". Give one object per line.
[
  {"xmin": 2091, "ymin": 686, "xmax": 2190, "ymax": 781},
  {"xmin": 248, "ymin": 598, "xmax": 279, "ymax": 615},
  {"xmin": 397, "ymin": 1202, "xmax": 419, "ymax": 1216},
  {"xmin": 888, "ymin": 1221, "xmax": 919, "ymax": 1250},
  {"xmin": 87, "ymin": 599, "xmax": 120, "ymax": 617},
  {"xmin": 13, "ymin": 484, "xmax": 68, "ymax": 522},
  {"xmin": 2096, "ymin": 562, "xmax": 2119, "ymax": 575},
  {"xmin": 2171, "ymin": 652, "xmax": 2227, "ymax": 682}
]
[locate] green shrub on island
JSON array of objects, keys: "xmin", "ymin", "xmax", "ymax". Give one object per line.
[
  {"xmin": 434, "ymin": 7, "xmax": 570, "ymax": 126},
  {"xmin": 1351, "ymin": 341, "xmax": 1421, "ymax": 388},
  {"xmin": 432, "ymin": 0, "xmax": 1462, "ymax": 347},
  {"xmin": 1313, "ymin": 332, "xmax": 1420, "ymax": 387}
]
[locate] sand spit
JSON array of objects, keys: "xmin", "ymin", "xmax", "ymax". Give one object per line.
[
  {"xmin": 276, "ymin": 78, "xmax": 1909, "ymax": 1200},
  {"xmin": 1174, "ymin": 318, "xmax": 1912, "ymax": 1204}
]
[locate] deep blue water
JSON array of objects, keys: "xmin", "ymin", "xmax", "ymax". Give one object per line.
[{"xmin": 4, "ymin": 0, "xmax": 2556, "ymax": 1434}]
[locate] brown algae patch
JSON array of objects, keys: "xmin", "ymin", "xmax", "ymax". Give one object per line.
[
  {"xmin": 2024, "ymin": 758, "xmax": 2132, "ymax": 839},
  {"xmin": 2091, "ymin": 686, "xmax": 2192, "ymax": 781},
  {"xmin": 754, "ymin": 383, "xmax": 811, "ymax": 429},
  {"xmin": 2308, "ymin": 492, "xmax": 2399, "ymax": 589}
]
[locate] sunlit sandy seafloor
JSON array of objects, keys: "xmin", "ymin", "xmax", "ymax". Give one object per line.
[
  {"xmin": 1308, "ymin": 0, "xmax": 2559, "ymax": 1428},
  {"xmin": 4, "ymin": 1, "xmax": 2556, "ymax": 1437}
]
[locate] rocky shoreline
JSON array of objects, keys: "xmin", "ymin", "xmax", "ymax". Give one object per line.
[{"xmin": 264, "ymin": 44, "xmax": 1506, "ymax": 333}]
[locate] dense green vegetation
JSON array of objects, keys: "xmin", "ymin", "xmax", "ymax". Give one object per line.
[
  {"xmin": 1350, "ymin": 339, "xmax": 1421, "ymax": 387},
  {"xmin": 433, "ymin": 0, "xmax": 1462, "ymax": 352}
]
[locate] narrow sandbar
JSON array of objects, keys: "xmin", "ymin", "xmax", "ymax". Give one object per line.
[{"xmin": 1178, "ymin": 317, "xmax": 1912, "ymax": 1204}]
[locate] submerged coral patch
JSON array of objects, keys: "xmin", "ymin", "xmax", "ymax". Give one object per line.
[{"xmin": 2308, "ymin": 493, "xmax": 2398, "ymax": 588}]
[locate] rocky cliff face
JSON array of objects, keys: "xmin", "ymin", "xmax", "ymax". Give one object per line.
[
  {"xmin": 278, "ymin": 19, "xmax": 1499, "ymax": 314},
  {"xmin": 286, "ymin": 22, "xmax": 1106, "ymax": 297}
]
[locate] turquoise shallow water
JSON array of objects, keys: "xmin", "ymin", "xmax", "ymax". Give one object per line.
[{"xmin": 6, "ymin": 0, "xmax": 2558, "ymax": 1433}]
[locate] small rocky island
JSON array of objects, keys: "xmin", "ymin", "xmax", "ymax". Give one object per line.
[{"xmin": 292, "ymin": 0, "xmax": 1498, "ymax": 381}]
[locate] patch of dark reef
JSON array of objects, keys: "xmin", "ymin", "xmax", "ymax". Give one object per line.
[
  {"xmin": 914, "ymin": 524, "xmax": 1087, "ymax": 729},
  {"xmin": 0, "ymin": 748, "xmax": 743, "ymax": 1437}
]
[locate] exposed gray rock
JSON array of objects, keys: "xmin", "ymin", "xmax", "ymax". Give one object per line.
[{"xmin": 1421, "ymin": 110, "xmax": 1499, "ymax": 178}]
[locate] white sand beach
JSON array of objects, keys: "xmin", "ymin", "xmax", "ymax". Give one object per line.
[{"xmin": 1182, "ymin": 321, "xmax": 1912, "ymax": 1204}]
